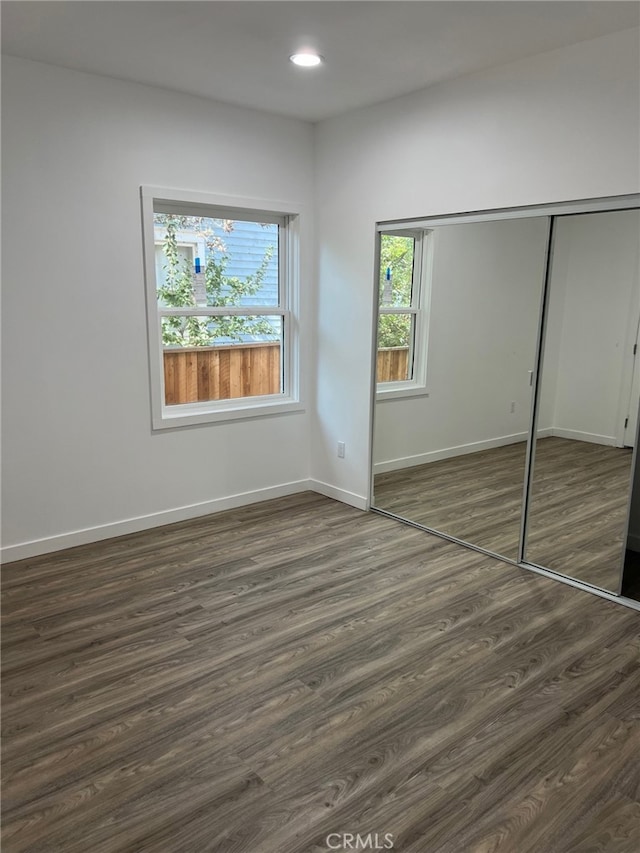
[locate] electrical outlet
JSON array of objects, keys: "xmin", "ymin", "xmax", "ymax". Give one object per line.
[
  {"xmin": 510, "ymin": 401, "xmax": 516, "ymax": 414},
  {"xmin": 337, "ymin": 441, "xmax": 345, "ymax": 458}
]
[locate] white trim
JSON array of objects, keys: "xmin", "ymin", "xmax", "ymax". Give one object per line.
[
  {"xmin": 142, "ymin": 190, "xmax": 165, "ymax": 427},
  {"xmin": 373, "ymin": 427, "xmax": 620, "ymax": 475},
  {"xmin": 379, "ymin": 307, "xmax": 419, "ymax": 316},
  {"xmin": 536, "ymin": 428, "xmax": 555, "ymax": 439},
  {"xmin": 378, "ymin": 194, "xmax": 640, "ymax": 232},
  {"xmin": 154, "ymin": 203, "xmax": 284, "ymax": 225},
  {"xmin": 371, "ymin": 426, "xmax": 624, "ymax": 474},
  {"xmin": 158, "ymin": 307, "xmax": 286, "ymax": 318},
  {"xmin": 283, "ymin": 211, "xmax": 301, "ymax": 406},
  {"xmin": 154, "ymin": 398, "xmax": 305, "ymax": 429},
  {"xmin": 141, "ymin": 187, "xmax": 305, "ymax": 430},
  {"xmin": 377, "ymin": 385, "xmax": 430, "ymax": 401},
  {"xmin": 550, "ymin": 428, "xmax": 617, "ymax": 446},
  {"xmin": 1, "ymin": 480, "xmax": 367, "ymax": 563},
  {"xmin": 308, "ymin": 480, "xmax": 369, "ymax": 511},
  {"xmin": 373, "ymin": 430, "xmax": 545, "ymax": 474},
  {"xmin": 376, "ymin": 229, "xmax": 432, "ymax": 396},
  {"xmin": 1, "ymin": 480, "xmax": 311, "ymax": 564},
  {"xmin": 142, "ymin": 185, "xmax": 299, "ymax": 220}
]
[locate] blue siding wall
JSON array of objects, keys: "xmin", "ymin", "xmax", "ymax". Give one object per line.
[
  {"xmin": 154, "ymin": 216, "xmax": 281, "ymax": 345},
  {"xmin": 154, "ymin": 218, "xmax": 278, "ymax": 306},
  {"xmin": 218, "ymin": 220, "xmax": 279, "ymax": 307}
]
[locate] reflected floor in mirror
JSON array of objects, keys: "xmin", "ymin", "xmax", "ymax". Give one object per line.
[
  {"xmin": 527, "ymin": 437, "xmax": 633, "ymax": 591},
  {"xmin": 374, "ymin": 437, "xmax": 632, "ymax": 590},
  {"xmin": 374, "ymin": 442, "xmax": 528, "ymax": 561}
]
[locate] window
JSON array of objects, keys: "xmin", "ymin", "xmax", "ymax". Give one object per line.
[
  {"xmin": 377, "ymin": 229, "xmax": 431, "ymax": 398},
  {"xmin": 154, "ymin": 231, "xmax": 204, "ymax": 292},
  {"xmin": 141, "ymin": 188, "xmax": 303, "ymax": 428}
]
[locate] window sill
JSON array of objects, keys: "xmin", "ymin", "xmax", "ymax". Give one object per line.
[
  {"xmin": 376, "ymin": 384, "xmax": 430, "ymax": 402},
  {"xmin": 152, "ymin": 396, "xmax": 305, "ymax": 429}
]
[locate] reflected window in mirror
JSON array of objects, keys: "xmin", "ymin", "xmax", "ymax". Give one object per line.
[{"xmin": 377, "ymin": 230, "xmax": 431, "ymax": 399}]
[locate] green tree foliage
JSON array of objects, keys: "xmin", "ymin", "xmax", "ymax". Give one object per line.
[
  {"xmin": 378, "ymin": 235, "xmax": 414, "ymax": 348},
  {"xmin": 156, "ymin": 214, "xmax": 278, "ymax": 347}
]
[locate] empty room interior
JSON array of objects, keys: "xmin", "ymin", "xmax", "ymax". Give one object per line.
[{"xmin": 2, "ymin": 2, "xmax": 640, "ymax": 851}]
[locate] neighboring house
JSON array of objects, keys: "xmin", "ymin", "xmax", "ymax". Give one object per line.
[{"xmin": 154, "ymin": 219, "xmax": 279, "ymax": 311}]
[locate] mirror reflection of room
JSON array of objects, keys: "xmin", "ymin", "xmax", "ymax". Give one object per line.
[
  {"xmin": 373, "ymin": 217, "xmax": 549, "ymax": 561},
  {"xmin": 525, "ymin": 209, "xmax": 640, "ymax": 592}
]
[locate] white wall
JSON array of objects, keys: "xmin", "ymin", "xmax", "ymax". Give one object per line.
[
  {"xmin": 3, "ymin": 28, "xmax": 640, "ymax": 558},
  {"xmin": 375, "ymin": 209, "xmax": 640, "ymax": 471},
  {"xmin": 544, "ymin": 210, "xmax": 640, "ymax": 445},
  {"xmin": 313, "ymin": 28, "xmax": 640, "ymax": 503},
  {"xmin": 1, "ymin": 56, "xmax": 315, "ymax": 559},
  {"xmin": 374, "ymin": 217, "xmax": 548, "ymax": 469}
]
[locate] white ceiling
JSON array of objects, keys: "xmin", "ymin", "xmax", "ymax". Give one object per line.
[{"xmin": 2, "ymin": 1, "xmax": 639, "ymax": 122}]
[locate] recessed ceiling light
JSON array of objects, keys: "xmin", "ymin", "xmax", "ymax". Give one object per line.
[{"xmin": 290, "ymin": 52, "xmax": 323, "ymax": 68}]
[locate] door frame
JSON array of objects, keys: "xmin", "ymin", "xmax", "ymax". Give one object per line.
[{"xmin": 368, "ymin": 193, "xmax": 640, "ymax": 612}]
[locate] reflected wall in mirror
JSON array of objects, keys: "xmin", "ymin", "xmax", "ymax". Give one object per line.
[
  {"xmin": 525, "ymin": 209, "xmax": 640, "ymax": 592},
  {"xmin": 373, "ymin": 217, "xmax": 549, "ymax": 561}
]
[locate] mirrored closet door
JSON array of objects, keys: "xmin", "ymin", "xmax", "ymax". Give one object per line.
[
  {"xmin": 524, "ymin": 208, "xmax": 640, "ymax": 593},
  {"xmin": 370, "ymin": 196, "xmax": 640, "ymax": 602},
  {"xmin": 372, "ymin": 216, "xmax": 550, "ymax": 562}
]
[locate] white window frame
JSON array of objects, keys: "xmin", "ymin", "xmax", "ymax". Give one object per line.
[
  {"xmin": 376, "ymin": 228, "xmax": 433, "ymax": 401},
  {"xmin": 141, "ymin": 186, "xmax": 304, "ymax": 429}
]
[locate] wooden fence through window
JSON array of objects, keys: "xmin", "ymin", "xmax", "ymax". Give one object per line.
[
  {"xmin": 163, "ymin": 343, "xmax": 410, "ymax": 404},
  {"xmin": 163, "ymin": 342, "xmax": 281, "ymax": 405},
  {"xmin": 377, "ymin": 346, "xmax": 410, "ymax": 384}
]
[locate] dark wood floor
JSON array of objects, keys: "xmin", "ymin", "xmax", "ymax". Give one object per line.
[
  {"xmin": 374, "ymin": 441, "xmax": 528, "ymax": 561},
  {"xmin": 2, "ymin": 492, "xmax": 640, "ymax": 852},
  {"xmin": 527, "ymin": 438, "xmax": 633, "ymax": 591},
  {"xmin": 374, "ymin": 437, "xmax": 633, "ymax": 591}
]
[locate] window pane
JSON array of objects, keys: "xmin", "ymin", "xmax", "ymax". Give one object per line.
[
  {"xmin": 155, "ymin": 244, "xmax": 193, "ymax": 292},
  {"xmin": 379, "ymin": 234, "xmax": 415, "ymax": 307},
  {"xmin": 154, "ymin": 214, "xmax": 279, "ymax": 309},
  {"xmin": 377, "ymin": 314, "xmax": 413, "ymax": 382},
  {"xmin": 162, "ymin": 316, "xmax": 283, "ymax": 405}
]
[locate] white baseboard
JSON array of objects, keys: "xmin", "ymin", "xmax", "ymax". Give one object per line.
[
  {"xmin": 1, "ymin": 480, "xmax": 311, "ymax": 563},
  {"xmin": 4, "ymin": 423, "xmax": 618, "ymax": 562},
  {"xmin": 550, "ymin": 428, "xmax": 617, "ymax": 446},
  {"xmin": 372, "ymin": 425, "xmax": 625, "ymax": 475},
  {"xmin": 374, "ymin": 430, "xmax": 534, "ymax": 475},
  {"xmin": 309, "ymin": 479, "xmax": 368, "ymax": 511}
]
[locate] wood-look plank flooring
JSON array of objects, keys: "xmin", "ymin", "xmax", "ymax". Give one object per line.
[
  {"xmin": 374, "ymin": 441, "xmax": 528, "ymax": 561},
  {"xmin": 374, "ymin": 437, "xmax": 633, "ymax": 591},
  {"xmin": 2, "ymin": 492, "xmax": 640, "ymax": 852},
  {"xmin": 527, "ymin": 438, "xmax": 633, "ymax": 591}
]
